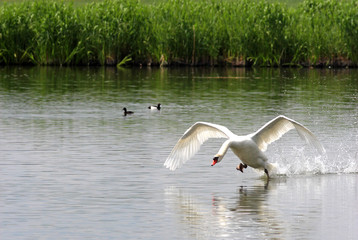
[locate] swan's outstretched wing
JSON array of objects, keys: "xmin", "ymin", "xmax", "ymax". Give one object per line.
[
  {"xmin": 251, "ymin": 115, "xmax": 325, "ymax": 153},
  {"xmin": 164, "ymin": 122, "xmax": 234, "ymax": 171}
]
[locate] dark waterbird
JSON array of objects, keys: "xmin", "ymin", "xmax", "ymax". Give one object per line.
[{"xmin": 123, "ymin": 107, "xmax": 134, "ymax": 116}]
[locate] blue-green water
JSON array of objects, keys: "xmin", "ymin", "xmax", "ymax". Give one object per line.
[{"xmin": 0, "ymin": 67, "xmax": 357, "ymax": 239}]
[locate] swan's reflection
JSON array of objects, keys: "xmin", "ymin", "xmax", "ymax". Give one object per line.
[
  {"xmin": 164, "ymin": 186, "xmax": 214, "ymax": 239},
  {"xmin": 164, "ymin": 180, "xmax": 285, "ymax": 239}
]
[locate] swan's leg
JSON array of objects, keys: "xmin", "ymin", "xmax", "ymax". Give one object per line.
[
  {"xmin": 236, "ymin": 163, "xmax": 247, "ymax": 173},
  {"xmin": 264, "ymin": 169, "xmax": 270, "ymax": 179}
]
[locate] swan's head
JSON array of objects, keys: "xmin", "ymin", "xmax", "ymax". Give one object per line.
[{"xmin": 211, "ymin": 155, "xmax": 223, "ymax": 166}]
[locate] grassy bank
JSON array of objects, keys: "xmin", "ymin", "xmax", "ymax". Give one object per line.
[{"xmin": 0, "ymin": 0, "xmax": 357, "ymax": 67}]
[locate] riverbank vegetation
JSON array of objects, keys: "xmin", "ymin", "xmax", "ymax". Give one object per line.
[{"xmin": 0, "ymin": 0, "xmax": 357, "ymax": 67}]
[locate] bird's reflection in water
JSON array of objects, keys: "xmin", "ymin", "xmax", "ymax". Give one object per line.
[
  {"xmin": 164, "ymin": 186, "xmax": 215, "ymax": 239},
  {"xmin": 165, "ymin": 179, "xmax": 285, "ymax": 239}
]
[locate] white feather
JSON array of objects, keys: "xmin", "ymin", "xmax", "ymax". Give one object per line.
[
  {"xmin": 164, "ymin": 122, "xmax": 234, "ymax": 170},
  {"xmin": 251, "ymin": 115, "xmax": 325, "ymax": 154}
]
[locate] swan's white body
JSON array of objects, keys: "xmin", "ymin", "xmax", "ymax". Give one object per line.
[{"xmin": 164, "ymin": 115, "xmax": 325, "ymax": 177}]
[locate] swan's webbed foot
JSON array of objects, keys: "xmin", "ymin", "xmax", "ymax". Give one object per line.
[
  {"xmin": 236, "ymin": 163, "xmax": 247, "ymax": 173},
  {"xmin": 264, "ymin": 168, "xmax": 270, "ymax": 179}
]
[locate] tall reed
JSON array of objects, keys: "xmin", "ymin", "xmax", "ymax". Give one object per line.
[
  {"xmin": 0, "ymin": 0, "xmax": 356, "ymax": 67},
  {"xmin": 78, "ymin": 0, "xmax": 157, "ymax": 65},
  {"xmin": 337, "ymin": 0, "xmax": 358, "ymax": 63},
  {"xmin": 0, "ymin": 2, "xmax": 35, "ymax": 64}
]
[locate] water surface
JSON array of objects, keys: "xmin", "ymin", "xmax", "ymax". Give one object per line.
[{"xmin": 0, "ymin": 67, "xmax": 357, "ymax": 239}]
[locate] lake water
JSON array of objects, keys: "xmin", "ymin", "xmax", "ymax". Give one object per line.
[{"xmin": 0, "ymin": 66, "xmax": 357, "ymax": 239}]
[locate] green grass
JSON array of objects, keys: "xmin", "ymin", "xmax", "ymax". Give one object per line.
[
  {"xmin": 0, "ymin": 0, "xmax": 304, "ymax": 6},
  {"xmin": 0, "ymin": 0, "xmax": 357, "ymax": 67}
]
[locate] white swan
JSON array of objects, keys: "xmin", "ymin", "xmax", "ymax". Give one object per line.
[{"xmin": 164, "ymin": 115, "xmax": 325, "ymax": 178}]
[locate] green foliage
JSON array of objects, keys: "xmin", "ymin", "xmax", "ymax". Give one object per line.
[
  {"xmin": 217, "ymin": 0, "xmax": 292, "ymax": 66},
  {"xmin": 0, "ymin": 0, "xmax": 356, "ymax": 66},
  {"xmin": 78, "ymin": 0, "xmax": 156, "ymax": 65},
  {"xmin": 292, "ymin": 0, "xmax": 345, "ymax": 65},
  {"xmin": 29, "ymin": 1, "xmax": 81, "ymax": 65},
  {"xmin": 0, "ymin": 2, "xmax": 34, "ymax": 64},
  {"xmin": 337, "ymin": 0, "xmax": 358, "ymax": 62}
]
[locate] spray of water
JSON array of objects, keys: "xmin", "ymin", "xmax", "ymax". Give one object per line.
[{"xmin": 267, "ymin": 145, "xmax": 358, "ymax": 177}]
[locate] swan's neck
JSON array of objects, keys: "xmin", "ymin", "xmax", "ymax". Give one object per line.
[{"xmin": 217, "ymin": 140, "xmax": 231, "ymax": 157}]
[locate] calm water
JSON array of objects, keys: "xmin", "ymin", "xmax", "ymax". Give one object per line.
[{"xmin": 0, "ymin": 67, "xmax": 357, "ymax": 239}]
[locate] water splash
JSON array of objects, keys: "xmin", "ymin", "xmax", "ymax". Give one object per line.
[{"xmin": 265, "ymin": 145, "xmax": 358, "ymax": 177}]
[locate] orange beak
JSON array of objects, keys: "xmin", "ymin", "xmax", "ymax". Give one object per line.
[{"xmin": 211, "ymin": 158, "xmax": 218, "ymax": 166}]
